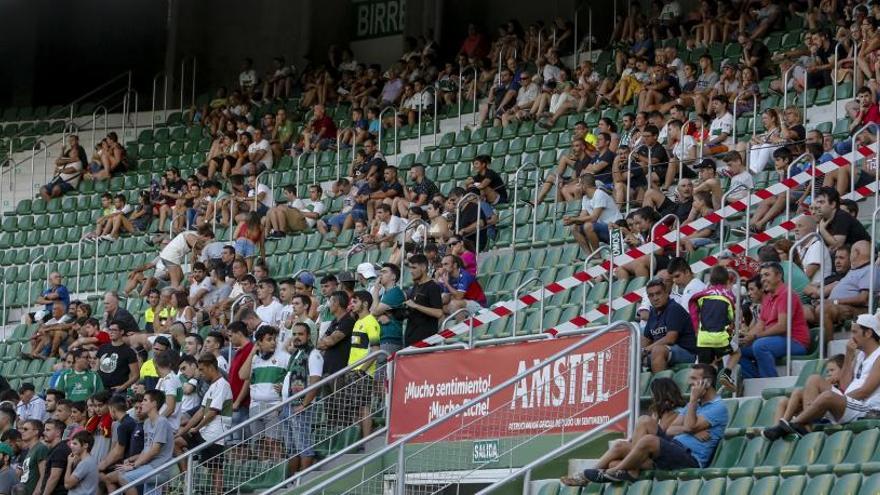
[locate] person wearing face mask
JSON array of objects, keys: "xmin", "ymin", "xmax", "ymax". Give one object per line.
[
  {"xmin": 281, "ymin": 323, "xmax": 323, "ymax": 475},
  {"xmin": 239, "ymin": 325, "xmax": 289, "ymax": 459}
]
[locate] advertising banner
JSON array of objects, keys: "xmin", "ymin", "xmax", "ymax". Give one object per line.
[{"xmin": 389, "ymin": 329, "xmax": 632, "ymax": 442}]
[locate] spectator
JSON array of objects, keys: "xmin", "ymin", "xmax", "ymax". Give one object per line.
[
  {"xmin": 642, "ymin": 178, "xmax": 694, "ymax": 222},
  {"xmin": 63, "ymin": 430, "xmax": 97, "ymax": 494},
  {"xmin": 44, "ymin": 390, "xmax": 63, "ymax": 420},
  {"xmin": 38, "ymin": 419, "xmax": 70, "ymax": 495},
  {"xmin": 28, "ymin": 272, "xmax": 69, "ymax": 325},
  {"xmin": 763, "ymin": 313, "xmax": 880, "ymax": 438},
  {"xmin": 158, "ymin": 226, "xmax": 216, "ymax": 289},
  {"xmin": 317, "ymin": 291, "xmax": 355, "ymax": 376},
  {"xmin": 794, "ymin": 215, "xmax": 832, "ymax": 285},
  {"xmin": 394, "ymin": 164, "xmax": 439, "ymax": 217},
  {"xmin": 403, "ymin": 254, "xmax": 444, "ymax": 346},
  {"xmin": 96, "ymin": 322, "xmax": 139, "ymax": 392},
  {"xmin": 565, "ymin": 173, "xmax": 623, "ymax": 253},
  {"xmin": 283, "ymin": 322, "xmax": 323, "ymax": 475},
  {"xmin": 226, "ymin": 321, "xmax": 252, "ymax": 441},
  {"xmin": 27, "ymin": 300, "xmax": 75, "ymax": 359},
  {"xmin": 41, "ymin": 135, "xmax": 86, "ymax": 200},
  {"xmin": 240, "ymin": 326, "xmax": 287, "ymax": 459},
  {"xmin": 818, "ymin": 240, "xmax": 879, "ymax": 339},
  {"xmin": 97, "ymin": 396, "xmax": 138, "ymax": 474},
  {"xmin": 0, "ymin": 442, "xmax": 17, "ymax": 493},
  {"xmin": 15, "ymin": 383, "xmax": 46, "ymax": 425},
  {"xmin": 178, "ymin": 354, "xmax": 231, "ymax": 494},
  {"xmin": 537, "ymin": 139, "xmax": 590, "ymax": 204},
  {"xmin": 106, "ymin": 390, "xmax": 175, "ymax": 494},
  {"xmin": 16, "ymin": 419, "xmax": 46, "ymax": 494},
  {"xmin": 343, "ymin": 296, "xmax": 380, "ymax": 434},
  {"xmin": 739, "ymin": 262, "xmax": 810, "ymax": 378},
  {"xmin": 771, "ymin": 354, "xmax": 845, "ymax": 425},
  {"xmin": 370, "ymin": 263, "xmax": 406, "ymax": 356},
  {"xmin": 562, "ymin": 364, "xmax": 727, "ymax": 484},
  {"xmin": 704, "ymin": 95, "xmax": 734, "ymax": 154},
  {"xmin": 642, "ymin": 277, "xmax": 698, "ymax": 372},
  {"xmin": 300, "ymin": 104, "xmax": 338, "ymax": 152},
  {"xmin": 266, "ymin": 184, "xmax": 325, "ymax": 238},
  {"xmin": 465, "ymin": 155, "xmax": 508, "ymax": 205},
  {"xmin": 814, "ymin": 187, "xmax": 871, "ymax": 251},
  {"xmin": 56, "ymin": 350, "xmax": 102, "ymax": 403},
  {"xmin": 238, "ymin": 58, "xmax": 258, "ymax": 95},
  {"xmin": 154, "ymin": 352, "xmax": 182, "ymax": 432},
  {"xmin": 438, "ymin": 254, "xmax": 486, "ymax": 318}
]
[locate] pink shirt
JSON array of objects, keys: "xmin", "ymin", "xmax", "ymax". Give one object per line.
[
  {"xmin": 460, "ymin": 251, "xmax": 477, "ymax": 276},
  {"xmin": 760, "ymin": 284, "xmax": 810, "ymax": 348}
]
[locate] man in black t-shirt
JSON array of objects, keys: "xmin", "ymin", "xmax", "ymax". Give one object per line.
[
  {"xmin": 635, "ymin": 124, "xmax": 670, "ymax": 189},
  {"xmin": 96, "ymin": 323, "xmax": 140, "ymax": 392},
  {"xmin": 38, "ymin": 419, "xmax": 70, "ymax": 495},
  {"xmin": 466, "ymin": 155, "xmax": 507, "ymax": 205},
  {"xmin": 404, "ymin": 254, "xmax": 444, "ymax": 346},
  {"xmin": 317, "ymin": 291, "xmax": 355, "ymax": 376},
  {"xmin": 738, "ymin": 34, "xmax": 772, "ymax": 79},
  {"xmin": 103, "ymin": 292, "xmax": 139, "ymax": 334},
  {"xmin": 815, "ymin": 187, "xmax": 870, "ymax": 251}
]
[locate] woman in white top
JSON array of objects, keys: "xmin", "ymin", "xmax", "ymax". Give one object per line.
[
  {"xmin": 158, "ymin": 225, "xmax": 214, "ymax": 289},
  {"xmin": 743, "ymin": 108, "xmax": 784, "ymax": 174}
]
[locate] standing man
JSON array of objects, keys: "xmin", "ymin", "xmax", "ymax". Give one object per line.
[
  {"xmin": 348, "ymin": 291, "xmax": 381, "ymax": 439},
  {"xmin": 58, "ymin": 349, "xmax": 105, "ymax": 403},
  {"xmin": 227, "ymin": 322, "xmax": 253, "ymax": 439},
  {"xmin": 17, "ymin": 420, "xmax": 47, "ymax": 495},
  {"xmin": 96, "ymin": 323, "xmax": 139, "ymax": 393},
  {"xmin": 37, "ymin": 419, "xmax": 70, "ymax": 495},
  {"xmin": 317, "ymin": 292, "xmax": 355, "ymax": 377},
  {"xmin": 283, "ymin": 323, "xmax": 323, "ymax": 476},
  {"xmin": 370, "ymin": 263, "xmax": 406, "ymax": 356},
  {"xmin": 403, "ymin": 254, "xmax": 443, "ymax": 346},
  {"xmin": 239, "ymin": 326, "xmax": 289, "ymax": 459}
]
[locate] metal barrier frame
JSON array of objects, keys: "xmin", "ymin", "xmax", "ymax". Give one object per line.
[
  {"xmin": 296, "ymin": 321, "xmax": 641, "ymax": 495},
  {"xmin": 787, "ymin": 232, "xmax": 825, "ymax": 375},
  {"xmin": 582, "ymin": 245, "xmax": 614, "ymax": 324},
  {"xmin": 455, "ymin": 193, "xmax": 482, "ymax": 275}
]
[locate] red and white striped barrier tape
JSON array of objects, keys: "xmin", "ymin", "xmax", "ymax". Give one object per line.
[{"xmin": 403, "ymin": 141, "xmax": 880, "ymax": 349}]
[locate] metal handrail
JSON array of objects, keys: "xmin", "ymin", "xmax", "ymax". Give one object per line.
[
  {"xmin": 399, "ymin": 220, "xmax": 429, "ymax": 288},
  {"xmin": 573, "ymin": 5, "xmax": 593, "ymax": 66},
  {"xmin": 728, "ymin": 268, "xmax": 743, "ymax": 348},
  {"xmin": 75, "ymin": 239, "xmax": 99, "ymax": 295},
  {"xmin": 785, "ymin": 152, "xmax": 816, "ymax": 225},
  {"xmin": 343, "ymin": 244, "xmax": 362, "ymax": 271},
  {"xmin": 718, "ymin": 183, "xmax": 752, "ymax": 256},
  {"xmin": 582, "ymin": 245, "xmax": 614, "ymax": 324},
  {"xmin": 295, "ymin": 152, "xmax": 308, "ymax": 193},
  {"xmin": 151, "ymin": 71, "xmax": 169, "ymax": 129},
  {"xmin": 650, "ymin": 214, "xmax": 680, "ymax": 278},
  {"xmin": 179, "ymin": 56, "xmax": 197, "ymax": 109},
  {"xmin": 849, "ymin": 123, "xmax": 879, "ymax": 196},
  {"xmin": 782, "ymin": 64, "xmax": 807, "ymax": 123},
  {"xmin": 26, "ymin": 254, "xmax": 45, "ymax": 316},
  {"xmin": 1, "ymin": 279, "xmax": 6, "ymax": 328},
  {"xmin": 625, "ymin": 147, "xmax": 639, "ymax": 214},
  {"xmin": 253, "ymin": 169, "xmax": 274, "ymax": 210},
  {"xmin": 457, "ymin": 66, "xmax": 479, "ymax": 131},
  {"xmin": 455, "ymin": 193, "xmax": 482, "ymax": 275},
  {"xmin": 512, "ymin": 161, "xmax": 540, "ymax": 246},
  {"xmin": 112, "ymin": 350, "xmax": 390, "ymax": 495},
  {"xmin": 512, "ymin": 276, "xmax": 543, "ymax": 337},
  {"xmin": 442, "ymin": 308, "xmax": 474, "ymax": 347},
  {"xmin": 90, "ymin": 105, "xmax": 109, "ymax": 151},
  {"xmin": 121, "ymin": 89, "xmax": 139, "ymax": 144},
  {"xmin": 416, "ymin": 86, "xmax": 438, "ymax": 153},
  {"xmin": 833, "ymin": 41, "xmax": 848, "ymax": 123},
  {"xmin": 870, "ymin": 205, "xmax": 880, "ymax": 313},
  {"xmin": 298, "ymin": 321, "xmax": 641, "ymax": 495},
  {"xmin": 377, "ymin": 106, "xmax": 399, "ymax": 162},
  {"xmin": 335, "ymin": 133, "xmax": 342, "ymax": 181},
  {"xmin": 28, "ymin": 140, "xmax": 48, "ymax": 198},
  {"xmin": 787, "ymin": 231, "xmax": 825, "ymax": 375}
]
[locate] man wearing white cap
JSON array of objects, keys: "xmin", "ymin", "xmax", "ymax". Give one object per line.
[
  {"xmin": 356, "ymin": 263, "xmax": 378, "ymax": 291},
  {"xmin": 763, "ymin": 312, "xmax": 880, "ymax": 439}
]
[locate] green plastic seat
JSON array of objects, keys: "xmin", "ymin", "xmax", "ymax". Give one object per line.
[
  {"xmin": 777, "ymin": 431, "xmax": 824, "ymax": 476},
  {"xmin": 859, "ymin": 473, "xmax": 880, "ymax": 495},
  {"xmin": 763, "ymin": 359, "xmax": 824, "ymax": 399},
  {"xmin": 834, "ymin": 428, "xmax": 880, "ymax": 474},
  {"xmin": 720, "ymin": 437, "xmax": 769, "ymax": 478},
  {"xmin": 749, "ymin": 476, "xmax": 779, "ymax": 495},
  {"xmin": 724, "ymin": 397, "xmax": 762, "ymax": 437},
  {"xmin": 724, "ymin": 477, "xmax": 753, "ymax": 495},
  {"xmin": 775, "ymin": 475, "xmax": 806, "ymax": 495},
  {"xmin": 750, "ymin": 437, "xmax": 796, "ymax": 477},
  {"xmin": 832, "ymin": 473, "xmax": 862, "ymax": 495},
  {"xmin": 805, "ymin": 429, "xmax": 852, "ymax": 474}
]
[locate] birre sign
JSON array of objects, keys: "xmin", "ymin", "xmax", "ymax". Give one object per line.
[{"xmin": 353, "ymin": 0, "xmax": 407, "ymax": 40}]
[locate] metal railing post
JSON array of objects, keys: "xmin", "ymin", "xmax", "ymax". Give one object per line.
[
  {"xmin": 455, "ymin": 193, "xmax": 482, "ymax": 275},
  {"xmin": 151, "ymin": 71, "xmax": 168, "ymax": 129},
  {"xmin": 871, "ymin": 205, "xmax": 880, "ymax": 313},
  {"xmin": 442, "ymin": 308, "xmax": 474, "ymax": 347},
  {"xmin": 719, "ymin": 183, "xmax": 751, "ymax": 255},
  {"xmin": 343, "ymin": 245, "xmax": 361, "ymax": 271},
  {"xmin": 582, "ymin": 246, "xmax": 613, "ymax": 319},
  {"xmin": 29, "ymin": 140, "xmax": 47, "ymax": 197},
  {"xmin": 512, "ymin": 161, "xmax": 539, "ymax": 246},
  {"xmin": 26, "ymin": 254, "xmax": 45, "ymax": 315},
  {"xmin": 786, "ymin": 153, "xmax": 817, "ymax": 225},
  {"xmin": 787, "ymin": 232, "xmax": 824, "ymax": 374},
  {"xmin": 833, "ymin": 41, "xmax": 844, "ymax": 124},
  {"xmin": 650, "ymin": 214, "xmax": 680, "ymax": 278},
  {"xmin": 850, "ymin": 123, "xmax": 876, "ymax": 196},
  {"xmin": 625, "ymin": 147, "xmax": 638, "ymax": 214},
  {"xmin": 416, "ymin": 87, "xmax": 436, "ymax": 153},
  {"xmin": 512, "ymin": 276, "xmax": 543, "ymax": 337},
  {"xmin": 782, "ymin": 64, "xmax": 798, "ymax": 113},
  {"xmin": 91, "ymin": 105, "xmax": 108, "ymax": 151}
]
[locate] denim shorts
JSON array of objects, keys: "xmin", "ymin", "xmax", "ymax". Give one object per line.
[
  {"xmin": 668, "ymin": 344, "xmax": 697, "ymax": 366},
  {"xmin": 286, "ymin": 405, "xmax": 316, "ymax": 457},
  {"xmin": 582, "ymin": 221, "xmax": 611, "ymax": 243},
  {"xmin": 235, "ymin": 238, "xmax": 257, "ymax": 258}
]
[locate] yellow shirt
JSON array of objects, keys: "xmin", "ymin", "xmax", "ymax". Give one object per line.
[{"xmin": 349, "ymin": 314, "xmax": 380, "ymax": 375}]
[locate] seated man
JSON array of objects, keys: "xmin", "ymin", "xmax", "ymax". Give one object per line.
[
  {"xmin": 739, "ymin": 262, "xmax": 810, "ymax": 378},
  {"xmin": 265, "ymin": 184, "xmax": 325, "ymax": 238},
  {"xmin": 564, "ymin": 174, "xmax": 623, "ymax": 253},
  {"xmin": 27, "ymin": 272, "xmax": 70, "ymax": 325},
  {"xmin": 763, "ymin": 313, "xmax": 880, "ymax": 438},
  {"xmin": 27, "ymin": 300, "xmax": 76, "ymax": 359},
  {"xmin": 642, "ymin": 278, "xmax": 699, "ymax": 372},
  {"xmin": 642, "ymin": 178, "xmax": 694, "ymax": 222},
  {"xmin": 818, "ymin": 240, "xmax": 878, "ymax": 340},
  {"xmin": 562, "ymin": 364, "xmax": 728, "ymax": 484},
  {"xmin": 536, "ymin": 139, "xmax": 590, "ymax": 204},
  {"xmin": 437, "ymin": 254, "xmax": 486, "ymax": 318}
]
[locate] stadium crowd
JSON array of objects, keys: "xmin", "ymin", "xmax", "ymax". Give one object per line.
[{"xmin": 8, "ymin": 0, "xmax": 880, "ymax": 491}]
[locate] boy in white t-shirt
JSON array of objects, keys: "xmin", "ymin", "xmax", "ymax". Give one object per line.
[
  {"xmin": 705, "ymin": 95, "xmax": 734, "ymax": 154},
  {"xmin": 155, "ymin": 351, "xmax": 183, "ymax": 431},
  {"xmin": 563, "ymin": 174, "xmax": 623, "ymax": 253}
]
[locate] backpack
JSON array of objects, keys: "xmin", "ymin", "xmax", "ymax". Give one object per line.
[{"xmin": 695, "ymin": 295, "xmax": 734, "ymax": 348}]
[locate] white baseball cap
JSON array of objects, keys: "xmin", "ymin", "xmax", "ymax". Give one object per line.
[
  {"xmin": 856, "ymin": 313, "xmax": 880, "ymax": 337},
  {"xmin": 356, "ymin": 262, "xmax": 378, "ymax": 280}
]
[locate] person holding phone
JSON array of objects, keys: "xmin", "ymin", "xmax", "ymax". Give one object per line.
[{"xmin": 561, "ymin": 364, "xmax": 728, "ymax": 485}]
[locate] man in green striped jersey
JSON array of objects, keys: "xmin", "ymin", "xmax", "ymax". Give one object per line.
[
  {"xmin": 56, "ymin": 349, "xmax": 103, "ymax": 403},
  {"xmin": 154, "ymin": 352, "xmax": 183, "ymax": 431},
  {"xmin": 239, "ymin": 326, "xmax": 289, "ymax": 459}
]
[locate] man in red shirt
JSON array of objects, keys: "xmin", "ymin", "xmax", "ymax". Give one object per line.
[
  {"xmin": 739, "ymin": 262, "xmax": 809, "ymax": 378},
  {"xmin": 227, "ymin": 321, "xmax": 253, "ymax": 441},
  {"xmin": 302, "ymin": 104, "xmax": 337, "ymax": 152},
  {"xmin": 67, "ymin": 317, "xmax": 111, "ymax": 352}
]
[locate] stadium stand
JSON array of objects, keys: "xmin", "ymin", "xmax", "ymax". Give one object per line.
[{"xmin": 2, "ymin": 0, "xmax": 880, "ymax": 494}]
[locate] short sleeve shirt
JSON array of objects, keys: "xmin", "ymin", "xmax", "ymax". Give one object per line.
[
  {"xmin": 96, "ymin": 343, "xmax": 138, "ymax": 389},
  {"xmin": 410, "ymin": 178, "xmax": 439, "ymax": 201},
  {"xmin": 709, "ymin": 113, "xmax": 734, "ymax": 147},
  {"xmin": 644, "ymin": 300, "xmax": 698, "ymax": 352},
  {"xmin": 760, "ymin": 285, "xmax": 810, "ymax": 348},
  {"xmin": 473, "ymin": 169, "xmax": 508, "ymax": 202},
  {"xmin": 68, "ymin": 455, "xmax": 99, "ymax": 495},
  {"xmin": 673, "ymin": 397, "xmax": 728, "ymax": 467},
  {"xmin": 379, "ymin": 286, "xmax": 406, "ymax": 345},
  {"xmin": 581, "ymin": 188, "xmax": 623, "ymax": 224},
  {"xmin": 828, "ymin": 209, "xmax": 871, "ymax": 245}
]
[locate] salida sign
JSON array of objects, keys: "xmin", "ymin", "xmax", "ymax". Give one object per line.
[{"xmin": 389, "ymin": 330, "xmax": 632, "ymax": 443}]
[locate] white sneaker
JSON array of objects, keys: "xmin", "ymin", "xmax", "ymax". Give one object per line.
[{"xmin": 99, "ymin": 234, "xmax": 115, "ymax": 242}]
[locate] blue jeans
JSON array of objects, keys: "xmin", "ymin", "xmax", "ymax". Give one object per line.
[
  {"xmin": 231, "ymin": 407, "xmax": 250, "ymax": 441},
  {"xmin": 740, "ymin": 336, "xmax": 806, "ymax": 378}
]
